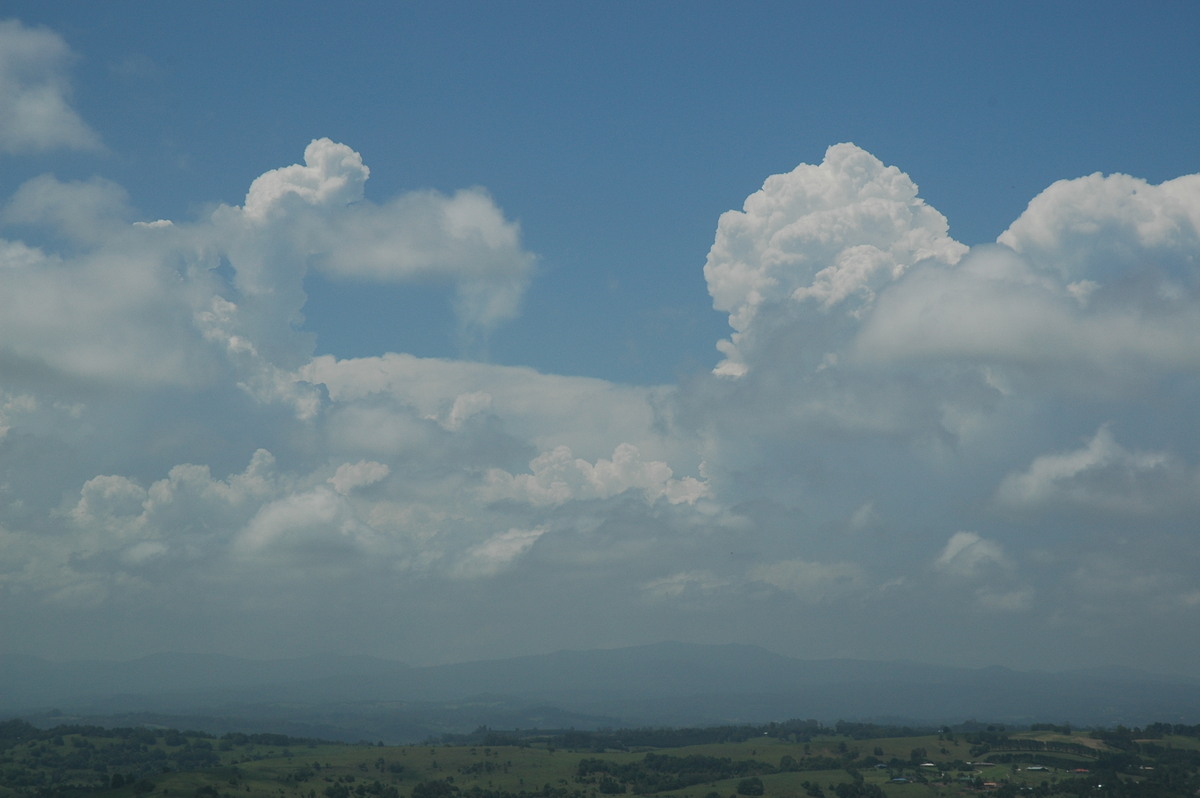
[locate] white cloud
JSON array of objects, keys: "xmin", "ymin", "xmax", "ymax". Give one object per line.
[
  {"xmin": 0, "ymin": 139, "xmax": 536, "ymax": 407},
  {"xmin": 452, "ymin": 526, "xmax": 547, "ymax": 579},
  {"xmin": 0, "ymin": 220, "xmax": 226, "ymax": 388},
  {"xmin": 998, "ymin": 171, "xmax": 1200, "ymax": 286},
  {"xmin": 934, "ymin": 531, "xmax": 1009, "ymax": 578},
  {"xmin": 311, "ymin": 187, "xmax": 535, "ymax": 334},
  {"xmin": 243, "ymin": 138, "xmax": 370, "ymax": 222},
  {"xmin": 328, "ymin": 460, "xmax": 390, "ymax": 495},
  {"xmin": 233, "ymin": 138, "xmax": 535, "ymax": 336},
  {"xmin": 483, "ymin": 443, "xmax": 708, "ymax": 507},
  {"xmin": 703, "ymin": 143, "xmax": 966, "ymax": 377},
  {"xmin": 3, "ymin": 175, "xmax": 131, "ymax": 244},
  {"xmin": 235, "ymin": 487, "xmax": 361, "ymax": 560},
  {"xmin": 300, "ymin": 352, "xmax": 686, "ymax": 463},
  {"xmin": 3, "ymin": 119, "xmax": 1199, "ymax": 670},
  {"xmin": 856, "ymin": 243, "xmax": 1200, "ymax": 390},
  {"xmin": 995, "ymin": 425, "xmax": 1198, "ymax": 517},
  {"xmin": 433, "ymin": 391, "xmax": 493, "ymax": 431},
  {"xmin": 0, "ymin": 19, "xmax": 101, "ymax": 153},
  {"xmin": 857, "ymin": 170, "xmax": 1200, "ymax": 392}
]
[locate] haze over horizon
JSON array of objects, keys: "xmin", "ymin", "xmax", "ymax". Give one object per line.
[{"xmin": 1, "ymin": 3, "xmax": 1199, "ymax": 680}]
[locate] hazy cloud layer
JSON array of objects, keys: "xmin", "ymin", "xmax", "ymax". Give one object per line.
[{"xmin": 2, "ymin": 130, "xmax": 1199, "ymax": 673}]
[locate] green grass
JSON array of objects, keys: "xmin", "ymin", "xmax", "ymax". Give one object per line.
[{"xmin": 2, "ymin": 723, "xmax": 1197, "ymax": 798}]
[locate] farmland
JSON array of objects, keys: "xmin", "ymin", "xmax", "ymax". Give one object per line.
[{"xmin": 3, "ymin": 719, "xmax": 1200, "ymax": 798}]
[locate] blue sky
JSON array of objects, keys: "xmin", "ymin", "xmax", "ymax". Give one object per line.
[
  {"xmin": 11, "ymin": 1, "xmax": 1198, "ymax": 382},
  {"xmin": 2, "ymin": 2, "xmax": 1200, "ymax": 676}
]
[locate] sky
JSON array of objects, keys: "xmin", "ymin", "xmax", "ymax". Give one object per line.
[{"xmin": 1, "ymin": 2, "xmax": 1199, "ymax": 677}]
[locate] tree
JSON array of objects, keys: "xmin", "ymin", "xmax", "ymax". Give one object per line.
[
  {"xmin": 736, "ymin": 777, "xmax": 764, "ymax": 796},
  {"xmin": 411, "ymin": 781, "xmax": 458, "ymax": 798}
]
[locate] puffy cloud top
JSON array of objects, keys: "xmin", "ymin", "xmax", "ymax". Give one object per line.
[
  {"xmin": 999, "ymin": 171, "xmax": 1200, "ymax": 286},
  {"xmin": 3, "ymin": 122, "xmax": 1200, "ymax": 674},
  {"xmin": 243, "ymin": 138, "xmax": 370, "ymax": 221},
  {"xmin": 484, "ymin": 443, "xmax": 708, "ymax": 507},
  {"xmin": 234, "ymin": 139, "xmax": 534, "ymax": 337},
  {"xmin": 858, "ymin": 171, "xmax": 1200, "ymax": 389},
  {"xmin": 704, "ymin": 143, "xmax": 966, "ymax": 376}
]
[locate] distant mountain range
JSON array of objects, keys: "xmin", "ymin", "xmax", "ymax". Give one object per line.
[{"xmin": 3, "ymin": 642, "xmax": 1198, "ymax": 743}]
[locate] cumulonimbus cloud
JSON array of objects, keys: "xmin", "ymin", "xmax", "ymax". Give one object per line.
[{"xmin": 4, "ymin": 124, "xmax": 1200, "ymax": 666}]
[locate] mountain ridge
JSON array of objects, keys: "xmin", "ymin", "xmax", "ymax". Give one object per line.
[{"xmin": 4, "ymin": 641, "xmax": 1198, "ymax": 741}]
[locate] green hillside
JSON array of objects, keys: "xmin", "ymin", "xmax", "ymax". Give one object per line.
[{"xmin": 3, "ymin": 719, "xmax": 1200, "ymax": 798}]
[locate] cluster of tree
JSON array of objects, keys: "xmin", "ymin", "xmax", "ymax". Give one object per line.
[
  {"xmin": 1141, "ymin": 722, "xmax": 1200, "ymax": 739},
  {"xmin": 6, "ymin": 715, "xmax": 1200, "ymax": 798},
  {"xmin": 438, "ymin": 718, "xmax": 1076, "ymax": 751},
  {"xmin": 1030, "ymin": 723, "xmax": 1074, "ymax": 734},
  {"xmin": 576, "ymin": 752, "xmax": 777, "ymax": 794},
  {"xmin": 218, "ymin": 730, "xmax": 338, "ymax": 748},
  {"xmin": 970, "ymin": 737, "xmax": 1099, "ymax": 759},
  {"xmin": 0, "ymin": 720, "xmax": 223, "ymax": 792},
  {"xmin": 0, "ymin": 718, "xmax": 339, "ymax": 796},
  {"xmin": 324, "ymin": 779, "xmax": 402, "ymax": 798},
  {"xmin": 439, "ymin": 719, "xmax": 940, "ymax": 751},
  {"xmin": 409, "ymin": 782, "xmax": 609, "ymax": 798}
]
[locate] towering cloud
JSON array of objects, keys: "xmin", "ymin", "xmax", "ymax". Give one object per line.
[
  {"xmin": 2, "ymin": 129, "xmax": 1199, "ymax": 672},
  {"xmin": 703, "ymin": 143, "xmax": 966, "ymax": 377}
]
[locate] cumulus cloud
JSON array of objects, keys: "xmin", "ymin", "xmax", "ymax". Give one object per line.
[
  {"xmin": 998, "ymin": 171, "xmax": 1200, "ymax": 286},
  {"xmin": 242, "ymin": 138, "xmax": 370, "ymax": 222},
  {"xmin": 300, "ymin": 352, "xmax": 686, "ymax": 463},
  {"xmin": 857, "ymin": 171, "xmax": 1200, "ymax": 392},
  {"xmin": 312, "ymin": 187, "xmax": 535, "ymax": 334},
  {"xmin": 703, "ymin": 143, "xmax": 966, "ymax": 377},
  {"xmin": 483, "ymin": 443, "xmax": 708, "ymax": 507},
  {"xmin": 0, "ymin": 138, "xmax": 536, "ymax": 403},
  {"xmin": 0, "ymin": 19, "xmax": 101, "ymax": 153},
  {"xmin": 233, "ymin": 138, "xmax": 535, "ymax": 337},
  {"xmin": 235, "ymin": 486, "xmax": 373, "ymax": 565},
  {"xmin": 3, "ymin": 118, "xmax": 1200, "ymax": 670},
  {"xmin": 686, "ymin": 146, "xmax": 1001, "ymax": 514},
  {"xmin": 857, "ymin": 243, "xmax": 1200, "ymax": 390},
  {"xmin": 0, "ymin": 217, "xmax": 226, "ymax": 388}
]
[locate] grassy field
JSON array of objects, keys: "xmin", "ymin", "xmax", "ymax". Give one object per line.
[{"xmin": 2, "ymin": 721, "xmax": 1198, "ymax": 798}]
